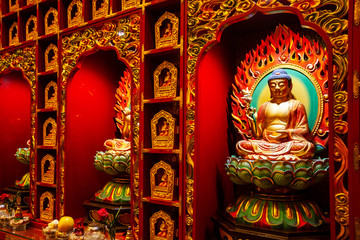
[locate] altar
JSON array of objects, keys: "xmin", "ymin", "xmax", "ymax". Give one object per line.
[{"xmin": 0, "ymin": 0, "xmax": 358, "ymax": 239}]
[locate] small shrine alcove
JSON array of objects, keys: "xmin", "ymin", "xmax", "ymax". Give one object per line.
[
  {"xmin": 0, "ymin": 70, "xmax": 31, "ymax": 191},
  {"xmin": 195, "ymin": 11, "xmax": 332, "ymax": 239},
  {"xmin": 63, "ymin": 48, "xmax": 130, "ymax": 218}
]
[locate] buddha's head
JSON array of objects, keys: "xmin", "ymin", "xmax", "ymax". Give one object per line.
[{"xmin": 268, "ymin": 69, "xmax": 292, "ymax": 100}]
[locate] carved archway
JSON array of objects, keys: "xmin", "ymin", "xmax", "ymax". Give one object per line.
[
  {"xmin": 0, "ymin": 46, "xmax": 36, "ymax": 216},
  {"xmin": 60, "ymin": 14, "xmax": 140, "ymax": 230},
  {"xmin": 187, "ymin": 1, "xmax": 347, "ymax": 239}
]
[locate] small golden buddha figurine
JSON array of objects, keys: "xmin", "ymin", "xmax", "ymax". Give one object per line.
[
  {"xmin": 236, "ymin": 69, "xmax": 315, "ymax": 161},
  {"xmin": 159, "ymin": 120, "xmax": 169, "ymax": 136},
  {"xmin": 157, "ymin": 220, "xmax": 168, "ymax": 237}
]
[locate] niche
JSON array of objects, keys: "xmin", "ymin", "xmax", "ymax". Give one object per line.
[
  {"xmin": 92, "ymin": 0, "xmax": 109, "ymax": 20},
  {"xmin": 41, "ymin": 154, "xmax": 55, "ymax": 184},
  {"xmin": 9, "ymin": 22, "xmax": 19, "ymax": 46},
  {"xmin": 150, "ymin": 210, "xmax": 174, "ymax": 240},
  {"xmin": 26, "ymin": 15, "xmax": 38, "ymax": 41},
  {"xmin": 153, "ymin": 61, "xmax": 177, "ymax": 99},
  {"xmin": 9, "ymin": 0, "xmax": 19, "ymax": 12},
  {"xmin": 43, "ymin": 117, "xmax": 57, "ymax": 146},
  {"xmin": 45, "ymin": 8, "xmax": 59, "ymax": 35},
  {"xmin": 151, "ymin": 110, "xmax": 175, "ymax": 149},
  {"xmin": 150, "ymin": 161, "xmax": 175, "ymax": 201},
  {"xmin": 45, "ymin": 44, "xmax": 58, "ymax": 72},
  {"xmin": 68, "ymin": 0, "xmax": 83, "ymax": 28},
  {"xmin": 40, "ymin": 191, "xmax": 55, "ymax": 222},
  {"xmin": 155, "ymin": 12, "xmax": 179, "ymax": 49}
]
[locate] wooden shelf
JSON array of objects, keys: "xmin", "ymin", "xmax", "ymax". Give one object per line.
[
  {"xmin": 37, "ymin": 145, "xmax": 57, "ymax": 150},
  {"xmin": 144, "ymin": 45, "xmax": 181, "ymax": 56},
  {"xmin": 36, "ymin": 182, "xmax": 57, "ymax": 188},
  {"xmin": 143, "ymin": 148, "xmax": 180, "ymax": 154},
  {"xmin": 37, "ymin": 108, "xmax": 57, "ymax": 112},
  {"xmin": 142, "ymin": 197, "xmax": 180, "ymax": 208},
  {"xmin": 37, "ymin": 70, "xmax": 57, "ymax": 76},
  {"xmin": 143, "ymin": 96, "xmax": 181, "ymax": 104}
]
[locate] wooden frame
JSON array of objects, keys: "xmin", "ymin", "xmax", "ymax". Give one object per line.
[{"xmin": 150, "ymin": 161, "xmax": 175, "ymax": 201}]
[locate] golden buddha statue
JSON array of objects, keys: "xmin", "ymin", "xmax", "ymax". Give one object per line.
[{"xmin": 236, "ymin": 69, "xmax": 315, "ymax": 161}]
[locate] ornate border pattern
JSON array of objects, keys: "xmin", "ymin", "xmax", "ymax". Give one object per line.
[
  {"xmin": 0, "ymin": 46, "xmax": 36, "ymax": 217},
  {"xmin": 61, "ymin": 14, "xmax": 141, "ymax": 224},
  {"xmin": 187, "ymin": 0, "xmax": 348, "ymax": 239}
]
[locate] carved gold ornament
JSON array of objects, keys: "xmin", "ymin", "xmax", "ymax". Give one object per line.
[
  {"xmin": 155, "ymin": 12, "xmax": 179, "ymax": 49},
  {"xmin": 121, "ymin": 0, "xmax": 140, "ymax": 11},
  {"xmin": 40, "ymin": 191, "xmax": 55, "ymax": 222},
  {"xmin": 45, "ymin": 8, "xmax": 59, "ymax": 35},
  {"xmin": 150, "ymin": 161, "xmax": 175, "ymax": 201},
  {"xmin": 9, "ymin": 0, "xmax": 19, "ymax": 12},
  {"xmin": 67, "ymin": 0, "xmax": 83, "ymax": 28},
  {"xmin": 92, "ymin": 0, "xmax": 109, "ymax": 20},
  {"xmin": 45, "ymin": 81, "xmax": 58, "ymax": 109},
  {"xmin": 45, "ymin": 44, "xmax": 58, "ymax": 72},
  {"xmin": 151, "ymin": 110, "xmax": 175, "ymax": 149},
  {"xmin": 26, "ymin": 15, "xmax": 38, "ymax": 41},
  {"xmin": 9, "ymin": 22, "xmax": 19, "ymax": 46},
  {"xmin": 154, "ymin": 61, "xmax": 177, "ymax": 99},
  {"xmin": 43, "ymin": 117, "xmax": 57, "ymax": 146},
  {"xmin": 41, "ymin": 154, "xmax": 55, "ymax": 184},
  {"xmin": 27, "ymin": 0, "xmax": 37, "ymax": 4},
  {"xmin": 150, "ymin": 210, "xmax": 174, "ymax": 240}
]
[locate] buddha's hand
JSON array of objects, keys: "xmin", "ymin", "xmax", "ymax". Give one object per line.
[{"xmin": 269, "ymin": 129, "xmax": 289, "ymax": 140}]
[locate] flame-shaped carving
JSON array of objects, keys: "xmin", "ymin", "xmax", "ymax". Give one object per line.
[
  {"xmin": 115, "ymin": 69, "xmax": 131, "ymax": 140},
  {"xmin": 231, "ymin": 25, "xmax": 329, "ymax": 148}
]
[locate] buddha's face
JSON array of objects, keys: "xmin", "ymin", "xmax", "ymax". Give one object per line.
[{"xmin": 268, "ymin": 78, "xmax": 291, "ymax": 99}]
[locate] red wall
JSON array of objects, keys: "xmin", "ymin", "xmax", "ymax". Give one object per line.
[
  {"xmin": 195, "ymin": 38, "xmax": 235, "ymax": 238},
  {"xmin": 64, "ymin": 49, "xmax": 127, "ymax": 218},
  {"xmin": 0, "ymin": 71, "xmax": 31, "ymax": 191}
]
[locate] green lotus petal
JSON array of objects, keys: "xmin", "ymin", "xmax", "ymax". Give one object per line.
[
  {"xmin": 103, "ymin": 165, "xmax": 118, "ymax": 175},
  {"xmin": 238, "ymin": 159, "xmax": 252, "ymax": 170},
  {"xmin": 236, "ymin": 168, "xmax": 253, "ymax": 183},
  {"xmin": 102, "ymin": 154, "xmax": 114, "ymax": 166},
  {"xmin": 312, "ymin": 170, "xmax": 328, "ymax": 184},
  {"xmin": 294, "ymin": 160, "xmax": 312, "ymax": 170},
  {"xmin": 253, "ymin": 160, "xmax": 272, "ymax": 169},
  {"xmin": 272, "ymin": 162, "xmax": 294, "ymax": 172},
  {"xmin": 113, "ymin": 161, "xmax": 128, "ymax": 173},
  {"xmin": 272, "ymin": 171, "xmax": 294, "ymax": 186},
  {"xmin": 294, "ymin": 168, "xmax": 313, "ymax": 178},
  {"xmin": 252, "ymin": 176, "xmax": 274, "ymax": 189},
  {"xmin": 227, "ymin": 172, "xmax": 247, "ymax": 185},
  {"xmin": 290, "ymin": 178, "xmax": 312, "ymax": 190},
  {"xmin": 253, "ymin": 167, "xmax": 272, "ymax": 178}
]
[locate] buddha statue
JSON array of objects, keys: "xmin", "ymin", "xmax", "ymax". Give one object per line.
[{"xmin": 236, "ymin": 69, "xmax": 315, "ymax": 161}]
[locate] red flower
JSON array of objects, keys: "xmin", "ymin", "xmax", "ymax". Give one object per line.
[
  {"xmin": 0, "ymin": 193, "xmax": 10, "ymax": 202},
  {"xmin": 97, "ymin": 208, "xmax": 109, "ymax": 221}
]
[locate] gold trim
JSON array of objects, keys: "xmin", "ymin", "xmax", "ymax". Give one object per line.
[
  {"xmin": 355, "ymin": 0, "xmax": 360, "ymax": 26},
  {"xmin": 354, "ymin": 70, "xmax": 359, "ymax": 98},
  {"xmin": 354, "ymin": 143, "xmax": 359, "ymax": 172}
]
